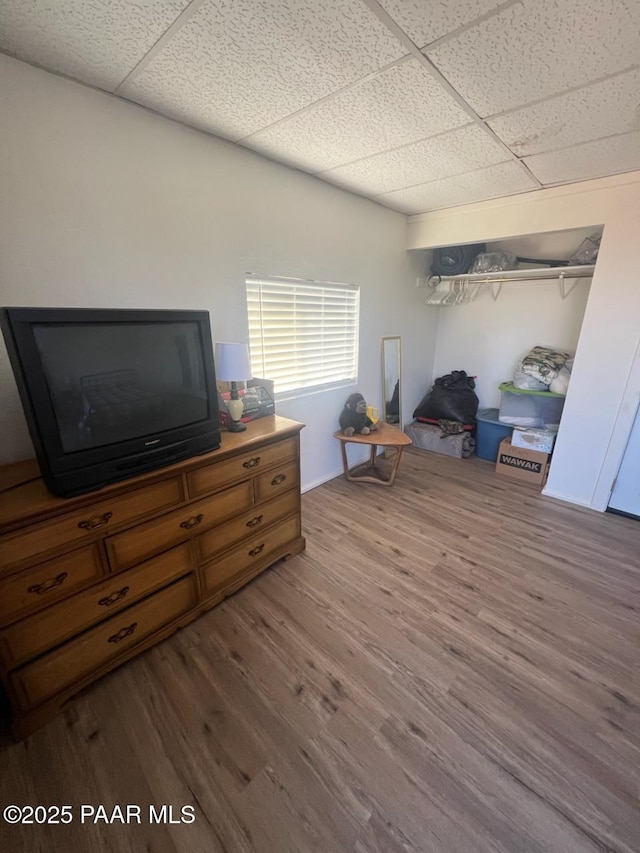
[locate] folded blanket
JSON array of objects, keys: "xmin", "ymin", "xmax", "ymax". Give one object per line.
[
  {"xmin": 549, "ymin": 362, "xmax": 573, "ymax": 395},
  {"xmin": 519, "ymin": 346, "xmax": 572, "ymax": 386}
]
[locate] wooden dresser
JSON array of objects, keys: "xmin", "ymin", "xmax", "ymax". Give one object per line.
[{"xmin": 0, "ymin": 415, "xmax": 305, "ymax": 738}]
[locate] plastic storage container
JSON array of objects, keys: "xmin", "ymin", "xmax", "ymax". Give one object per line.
[
  {"xmin": 498, "ymin": 382, "xmax": 565, "ymax": 428},
  {"xmin": 405, "ymin": 422, "xmax": 474, "ymax": 458},
  {"xmin": 476, "ymin": 408, "xmax": 514, "ymax": 461}
]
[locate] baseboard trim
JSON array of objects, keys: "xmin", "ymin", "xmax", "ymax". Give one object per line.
[
  {"xmin": 606, "ymin": 506, "xmax": 640, "ymax": 522},
  {"xmin": 302, "ymin": 447, "xmax": 386, "ymax": 494},
  {"xmin": 302, "ymin": 468, "xmax": 344, "ymax": 493},
  {"xmin": 541, "ymin": 487, "xmax": 596, "ymax": 509}
]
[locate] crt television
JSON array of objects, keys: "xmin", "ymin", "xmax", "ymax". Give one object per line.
[{"xmin": 1, "ymin": 307, "xmax": 221, "ymax": 497}]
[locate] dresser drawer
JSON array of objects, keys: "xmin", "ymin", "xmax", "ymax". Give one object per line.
[
  {"xmin": 196, "ymin": 489, "xmax": 299, "ymax": 563},
  {"xmin": 187, "ymin": 437, "xmax": 297, "ymax": 498},
  {"xmin": 203, "ymin": 515, "xmax": 301, "ymax": 597},
  {"xmin": 2, "ymin": 543, "xmax": 193, "ymax": 667},
  {"xmin": 0, "ymin": 545, "xmax": 103, "ymax": 626},
  {"xmin": 0, "ymin": 478, "xmax": 184, "ymax": 572},
  {"xmin": 106, "ymin": 481, "xmax": 253, "ymax": 571},
  {"xmin": 13, "ymin": 575, "xmax": 197, "ymax": 709},
  {"xmin": 254, "ymin": 460, "xmax": 299, "ymax": 503}
]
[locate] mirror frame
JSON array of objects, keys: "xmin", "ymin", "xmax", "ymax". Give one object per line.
[{"xmin": 381, "ymin": 336, "xmax": 401, "ymax": 427}]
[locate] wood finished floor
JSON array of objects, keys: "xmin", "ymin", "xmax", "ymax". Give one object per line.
[{"xmin": 1, "ymin": 448, "xmax": 639, "ymax": 853}]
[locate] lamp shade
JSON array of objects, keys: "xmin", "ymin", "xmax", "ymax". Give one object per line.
[{"xmin": 215, "ymin": 342, "xmax": 252, "ymax": 382}]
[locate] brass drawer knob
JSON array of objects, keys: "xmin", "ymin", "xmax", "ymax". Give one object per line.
[
  {"xmin": 248, "ymin": 544, "xmax": 265, "ymax": 557},
  {"xmin": 271, "ymin": 474, "xmax": 287, "ymax": 486},
  {"xmin": 180, "ymin": 513, "xmax": 204, "ymax": 530},
  {"xmin": 246, "ymin": 515, "xmax": 264, "ymax": 528},
  {"xmin": 78, "ymin": 511, "xmax": 113, "ymax": 531},
  {"xmin": 98, "ymin": 586, "xmax": 130, "ymax": 607},
  {"xmin": 27, "ymin": 572, "xmax": 68, "ymax": 595},
  {"xmin": 242, "ymin": 457, "xmax": 261, "ymax": 469},
  {"xmin": 108, "ymin": 622, "xmax": 138, "ymax": 644}
]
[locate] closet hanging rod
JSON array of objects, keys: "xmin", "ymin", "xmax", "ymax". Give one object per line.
[{"xmin": 417, "ymin": 264, "xmax": 595, "ymax": 289}]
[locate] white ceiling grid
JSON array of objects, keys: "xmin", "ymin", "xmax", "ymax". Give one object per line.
[
  {"xmin": 118, "ymin": 0, "xmax": 407, "ymax": 141},
  {"xmin": 426, "ymin": 0, "xmax": 640, "ymax": 115},
  {"xmin": 244, "ymin": 58, "xmax": 472, "ymax": 173},
  {"xmin": 1, "ymin": 0, "xmax": 639, "ymax": 214},
  {"xmin": 0, "ymin": 0, "xmax": 193, "ymax": 89},
  {"xmin": 377, "ymin": 160, "xmax": 539, "ymax": 213},
  {"xmin": 487, "ymin": 68, "xmax": 640, "ymax": 157},
  {"xmin": 522, "ymin": 130, "xmax": 640, "ymax": 185},
  {"xmin": 321, "ymin": 124, "xmax": 510, "ymax": 195},
  {"xmin": 375, "ymin": 0, "xmax": 509, "ymax": 48}
]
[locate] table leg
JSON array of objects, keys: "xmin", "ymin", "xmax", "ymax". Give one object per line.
[
  {"xmin": 339, "ymin": 439, "xmax": 407, "ymax": 486},
  {"xmin": 386, "ymin": 446, "xmax": 405, "ymax": 486},
  {"xmin": 369, "ymin": 444, "xmax": 377, "ymax": 470},
  {"xmin": 339, "ymin": 440, "xmax": 350, "ymax": 479}
]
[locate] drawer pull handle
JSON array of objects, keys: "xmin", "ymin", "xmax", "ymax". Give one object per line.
[
  {"xmin": 108, "ymin": 622, "xmax": 138, "ymax": 644},
  {"xmin": 28, "ymin": 572, "xmax": 68, "ymax": 595},
  {"xmin": 249, "ymin": 544, "xmax": 265, "ymax": 557},
  {"xmin": 246, "ymin": 515, "xmax": 264, "ymax": 528},
  {"xmin": 242, "ymin": 457, "xmax": 261, "ymax": 469},
  {"xmin": 78, "ymin": 511, "xmax": 113, "ymax": 531},
  {"xmin": 271, "ymin": 474, "xmax": 287, "ymax": 486},
  {"xmin": 98, "ymin": 586, "xmax": 130, "ymax": 607},
  {"xmin": 180, "ymin": 513, "xmax": 204, "ymax": 530}
]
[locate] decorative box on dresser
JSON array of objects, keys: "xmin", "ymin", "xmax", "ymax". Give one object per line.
[{"xmin": 0, "ymin": 415, "xmax": 305, "ymax": 738}]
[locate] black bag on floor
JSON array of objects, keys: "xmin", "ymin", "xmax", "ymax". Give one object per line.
[{"xmin": 413, "ymin": 371, "xmax": 479, "ymax": 424}]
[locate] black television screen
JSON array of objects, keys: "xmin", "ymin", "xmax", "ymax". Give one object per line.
[
  {"xmin": 34, "ymin": 321, "xmax": 209, "ymax": 453},
  {"xmin": 2, "ymin": 308, "xmax": 221, "ymax": 497}
]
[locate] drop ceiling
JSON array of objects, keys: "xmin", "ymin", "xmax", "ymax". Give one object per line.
[{"xmin": 1, "ymin": 0, "xmax": 639, "ymax": 215}]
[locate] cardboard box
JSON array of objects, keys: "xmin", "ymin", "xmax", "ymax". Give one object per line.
[
  {"xmin": 217, "ymin": 377, "xmax": 275, "ymax": 428},
  {"xmin": 511, "ymin": 427, "xmax": 557, "ymax": 454},
  {"xmin": 495, "ymin": 437, "xmax": 549, "ymax": 485}
]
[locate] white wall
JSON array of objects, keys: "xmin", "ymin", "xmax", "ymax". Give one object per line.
[
  {"xmin": 431, "ymin": 280, "xmax": 591, "ymax": 411},
  {"xmin": 0, "ymin": 55, "xmax": 439, "ymax": 491},
  {"xmin": 407, "ymin": 172, "xmax": 640, "ymax": 510}
]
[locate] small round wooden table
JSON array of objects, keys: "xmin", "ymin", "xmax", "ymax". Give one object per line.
[{"xmin": 334, "ymin": 421, "xmax": 412, "ymax": 486}]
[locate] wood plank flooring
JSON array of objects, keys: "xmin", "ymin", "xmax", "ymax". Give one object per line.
[{"xmin": 1, "ymin": 448, "xmax": 639, "ymax": 852}]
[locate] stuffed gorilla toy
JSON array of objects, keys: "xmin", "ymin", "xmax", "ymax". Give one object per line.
[{"xmin": 339, "ymin": 392, "xmax": 378, "ymax": 437}]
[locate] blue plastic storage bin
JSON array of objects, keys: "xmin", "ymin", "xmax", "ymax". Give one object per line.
[{"xmin": 476, "ymin": 408, "xmax": 513, "ymax": 461}]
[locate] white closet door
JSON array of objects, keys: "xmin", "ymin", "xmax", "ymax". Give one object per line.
[{"xmin": 609, "ymin": 404, "xmax": 640, "ymax": 518}]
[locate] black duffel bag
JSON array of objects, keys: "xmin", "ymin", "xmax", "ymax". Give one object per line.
[{"xmin": 413, "ymin": 371, "xmax": 479, "ymax": 424}]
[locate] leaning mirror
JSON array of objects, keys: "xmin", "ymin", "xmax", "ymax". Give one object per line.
[{"xmin": 382, "ymin": 336, "xmax": 401, "ymax": 426}]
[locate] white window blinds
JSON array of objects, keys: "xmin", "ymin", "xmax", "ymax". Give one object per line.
[{"xmin": 246, "ymin": 274, "xmax": 360, "ymax": 398}]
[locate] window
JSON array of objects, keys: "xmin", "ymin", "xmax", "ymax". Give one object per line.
[{"xmin": 246, "ymin": 274, "xmax": 360, "ymax": 399}]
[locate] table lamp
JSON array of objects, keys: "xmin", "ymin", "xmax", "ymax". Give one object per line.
[{"xmin": 215, "ymin": 342, "xmax": 252, "ymax": 432}]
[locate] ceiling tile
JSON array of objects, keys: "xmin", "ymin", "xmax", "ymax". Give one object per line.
[
  {"xmin": 427, "ymin": 0, "xmax": 640, "ymax": 116},
  {"xmin": 122, "ymin": 0, "xmax": 408, "ymax": 141},
  {"xmin": 0, "ymin": 0, "xmax": 191, "ymax": 90},
  {"xmin": 243, "ymin": 59, "xmax": 471, "ymax": 173},
  {"xmin": 523, "ymin": 131, "xmax": 640, "ymax": 185},
  {"xmin": 377, "ymin": 0, "xmax": 506, "ymax": 48},
  {"xmin": 320, "ymin": 124, "xmax": 508, "ymax": 195},
  {"xmin": 376, "ymin": 161, "xmax": 538, "ymax": 214},
  {"xmin": 487, "ymin": 69, "xmax": 640, "ymax": 157}
]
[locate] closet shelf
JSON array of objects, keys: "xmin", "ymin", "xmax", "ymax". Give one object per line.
[{"xmin": 417, "ymin": 264, "xmax": 595, "ymax": 305}]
